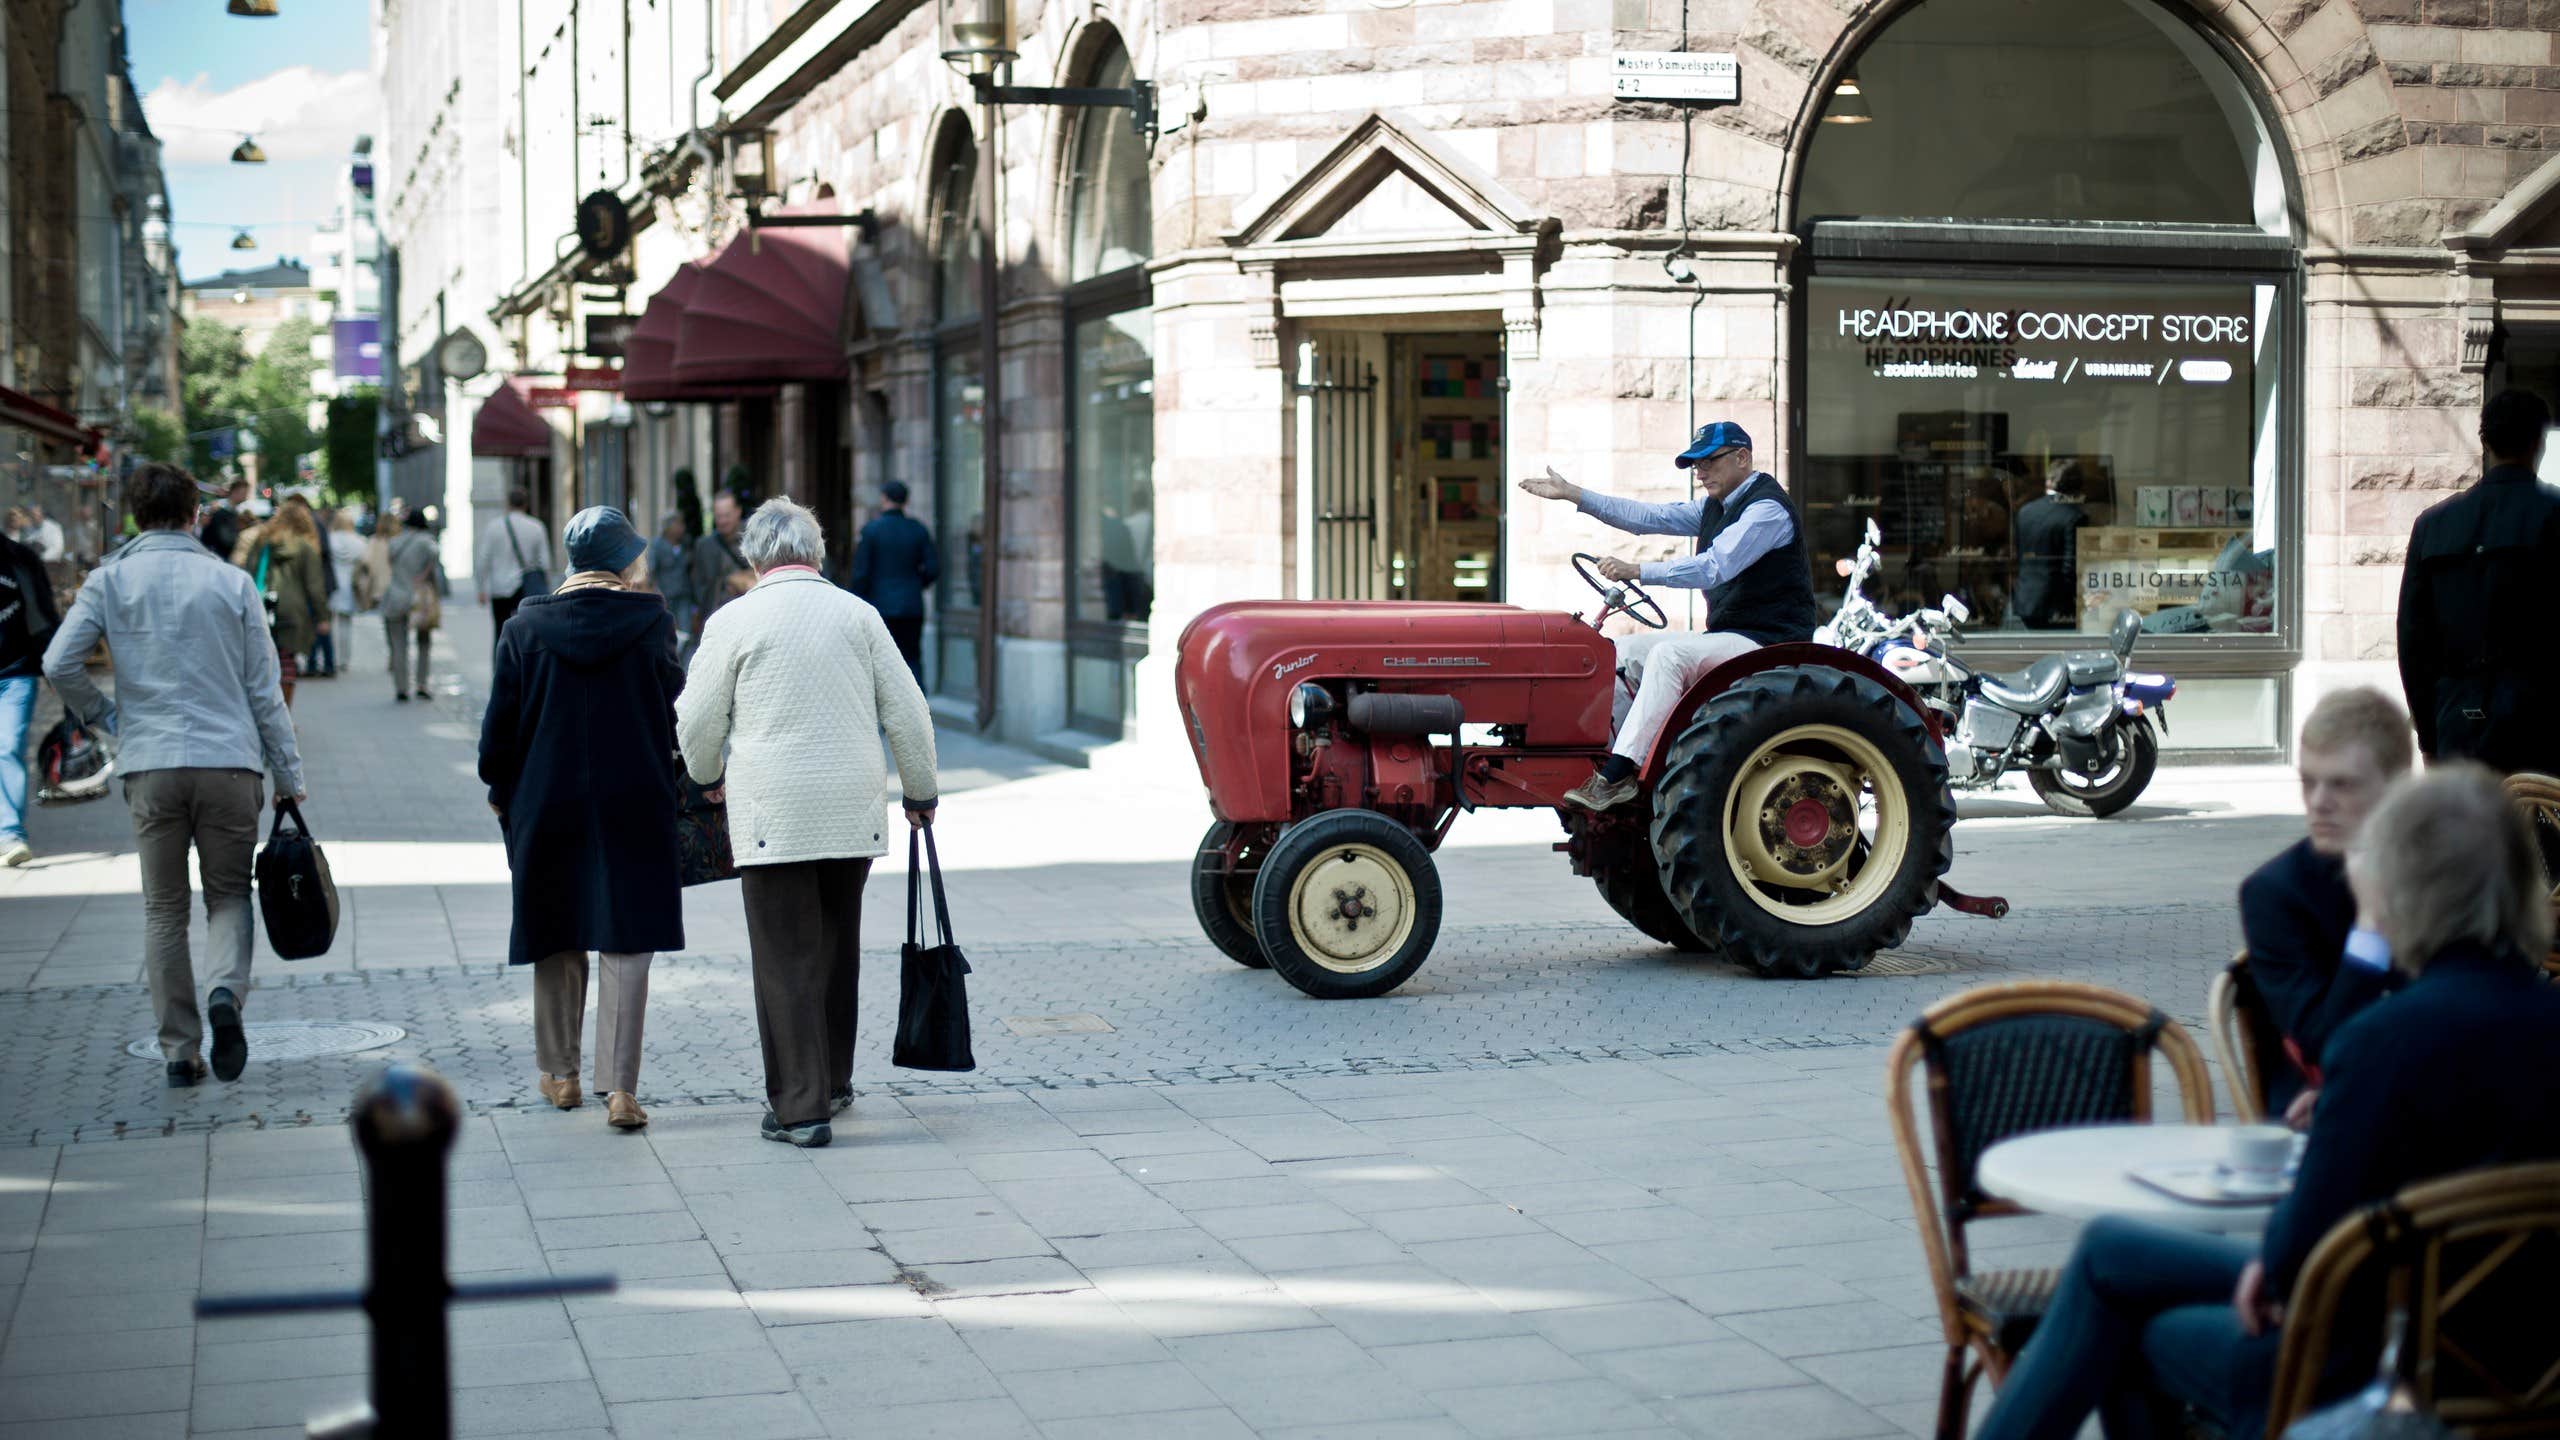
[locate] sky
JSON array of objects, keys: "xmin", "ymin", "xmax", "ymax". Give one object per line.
[{"xmin": 122, "ymin": 0, "xmax": 377, "ymax": 286}]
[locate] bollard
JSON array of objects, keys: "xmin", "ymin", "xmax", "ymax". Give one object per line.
[{"xmin": 197, "ymin": 1064, "xmax": 613, "ymax": 1439}]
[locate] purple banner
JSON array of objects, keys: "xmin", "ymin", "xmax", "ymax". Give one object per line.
[{"xmin": 333, "ymin": 318, "xmax": 382, "ymax": 383}]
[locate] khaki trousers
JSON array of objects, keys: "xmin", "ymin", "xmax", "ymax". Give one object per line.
[
  {"xmin": 533, "ymin": 951, "xmax": 652, "ymax": 1094},
  {"xmin": 384, "ymin": 614, "xmax": 431, "ymax": 695},
  {"xmin": 127, "ymin": 768, "xmax": 262, "ymax": 1063},
  {"xmin": 739, "ymin": 858, "xmax": 870, "ymax": 1127},
  {"xmin": 1610, "ymin": 631, "xmax": 1762, "ymax": 764}
]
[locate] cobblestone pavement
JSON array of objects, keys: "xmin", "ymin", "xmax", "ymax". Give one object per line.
[{"xmin": 0, "ymin": 602, "xmax": 2294, "ymax": 1436}]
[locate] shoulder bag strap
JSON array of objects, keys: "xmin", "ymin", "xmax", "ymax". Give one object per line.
[
  {"xmin": 921, "ymin": 825, "xmax": 955, "ymax": 945},
  {"xmin": 504, "ymin": 515, "xmax": 534, "ymax": 570}
]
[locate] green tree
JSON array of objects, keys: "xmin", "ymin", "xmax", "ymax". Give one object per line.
[
  {"xmin": 244, "ymin": 318, "xmax": 322, "ymax": 483},
  {"xmin": 181, "ymin": 321, "xmax": 252, "ymax": 477},
  {"xmin": 323, "ymin": 388, "xmax": 379, "ymax": 505},
  {"xmin": 127, "ymin": 408, "xmax": 185, "ymax": 463}
]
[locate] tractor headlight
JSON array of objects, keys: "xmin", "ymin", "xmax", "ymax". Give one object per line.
[{"xmin": 1289, "ymin": 682, "xmax": 1335, "ymax": 729}]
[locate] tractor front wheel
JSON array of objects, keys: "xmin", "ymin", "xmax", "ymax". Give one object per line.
[
  {"xmin": 1252, "ymin": 810, "xmax": 1442, "ymax": 999},
  {"xmin": 1651, "ymin": 666, "xmax": 1954, "ymax": 978},
  {"xmin": 1192, "ymin": 821, "xmax": 1272, "ymax": 968}
]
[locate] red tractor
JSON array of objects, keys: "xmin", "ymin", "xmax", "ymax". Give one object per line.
[{"xmin": 1176, "ymin": 559, "xmax": 2006, "ymax": 999}]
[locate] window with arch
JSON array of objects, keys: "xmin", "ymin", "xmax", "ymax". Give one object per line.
[
  {"xmin": 930, "ymin": 116, "xmax": 985, "ymax": 701},
  {"xmin": 1063, "ymin": 29, "xmax": 1156, "ymax": 737},
  {"xmin": 1791, "ymin": 0, "xmax": 2299, "ymax": 750}
]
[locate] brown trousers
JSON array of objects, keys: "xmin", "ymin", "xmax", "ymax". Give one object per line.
[{"xmin": 739, "ymin": 857, "xmax": 871, "ymax": 1127}]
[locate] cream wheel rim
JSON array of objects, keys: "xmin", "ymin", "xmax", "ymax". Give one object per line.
[
  {"xmin": 1285, "ymin": 843, "xmax": 1418, "ymax": 973},
  {"xmin": 1720, "ymin": 722, "xmax": 1910, "ymax": 926}
]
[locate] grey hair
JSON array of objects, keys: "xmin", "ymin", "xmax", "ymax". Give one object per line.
[
  {"xmin": 739, "ymin": 496, "xmax": 823, "ymax": 570},
  {"xmin": 2347, "ymin": 763, "xmax": 2553, "ymax": 975}
]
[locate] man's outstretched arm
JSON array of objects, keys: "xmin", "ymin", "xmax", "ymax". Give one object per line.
[{"xmin": 1519, "ymin": 467, "xmax": 1705, "ymax": 537}]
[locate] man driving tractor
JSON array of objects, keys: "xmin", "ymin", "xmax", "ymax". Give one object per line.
[{"xmin": 1518, "ymin": 420, "xmax": 1818, "ymax": 812}]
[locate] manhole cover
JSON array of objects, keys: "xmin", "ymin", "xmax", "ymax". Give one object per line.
[
  {"xmin": 1849, "ymin": 953, "xmax": 1963, "ymax": 978},
  {"xmin": 1001, "ymin": 1012, "xmax": 1114, "ymax": 1037},
  {"xmin": 125, "ymin": 1020, "xmax": 406, "ymax": 1062}
]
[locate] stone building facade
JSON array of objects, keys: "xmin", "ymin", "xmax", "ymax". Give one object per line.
[{"xmin": 443, "ymin": 0, "xmax": 2560, "ymax": 757}]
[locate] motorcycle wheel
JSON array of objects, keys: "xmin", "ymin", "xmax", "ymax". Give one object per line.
[
  {"xmin": 1191, "ymin": 821, "xmax": 1272, "ymax": 967},
  {"xmin": 2028, "ymin": 721, "xmax": 2158, "ymax": 818}
]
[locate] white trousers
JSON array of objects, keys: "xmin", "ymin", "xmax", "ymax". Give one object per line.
[{"xmin": 1611, "ymin": 630, "xmax": 1762, "ymax": 764}]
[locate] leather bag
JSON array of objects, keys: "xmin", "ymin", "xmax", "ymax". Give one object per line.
[{"xmin": 893, "ymin": 826, "xmax": 975, "ymax": 1072}]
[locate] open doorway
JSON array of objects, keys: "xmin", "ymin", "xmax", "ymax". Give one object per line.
[{"xmin": 1294, "ymin": 328, "xmax": 1505, "ymax": 601}]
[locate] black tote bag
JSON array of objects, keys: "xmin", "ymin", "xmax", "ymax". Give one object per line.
[
  {"xmin": 255, "ymin": 799, "xmax": 340, "ymax": 960},
  {"xmin": 893, "ymin": 827, "xmax": 976, "ymax": 1072}
]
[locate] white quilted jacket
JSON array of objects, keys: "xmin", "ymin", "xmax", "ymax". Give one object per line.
[{"xmin": 676, "ymin": 570, "xmax": 939, "ymax": 865}]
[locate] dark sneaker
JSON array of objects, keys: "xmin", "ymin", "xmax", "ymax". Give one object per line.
[
  {"xmin": 1563, "ymin": 772, "xmax": 1639, "ymax": 811},
  {"xmin": 166, "ymin": 1058, "xmax": 207, "ymax": 1088},
  {"xmin": 830, "ymin": 1087, "xmax": 853, "ymax": 1115},
  {"xmin": 761, "ymin": 1110, "xmax": 832, "ymax": 1148},
  {"xmin": 395, "ymin": 691, "xmax": 410, "ymax": 703},
  {"xmin": 207, "ymin": 991, "xmax": 247, "ymax": 1082}
]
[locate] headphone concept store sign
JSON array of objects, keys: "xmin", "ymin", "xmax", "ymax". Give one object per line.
[{"xmin": 1831, "ymin": 295, "xmax": 2255, "ymax": 387}]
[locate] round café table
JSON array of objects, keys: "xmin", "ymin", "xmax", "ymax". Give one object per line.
[{"xmin": 1976, "ymin": 1123, "xmax": 2282, "ymax": 1236}]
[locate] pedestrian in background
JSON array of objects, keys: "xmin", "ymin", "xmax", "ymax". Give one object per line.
[
  {"xmin": 847, "ymin": 479, "xmax": 937, "ymax": 685},
  {"xmin": 2012, "ymin": 460, "xmax": 2091, "ymax": 631},
  {"xmin": 476, "ymin": 488, "xmax": 552, "ymax": 653},
  {"xmin": 2398, "ymin": 387, "xmax": 2560, "ymax": 776},
  {"xmin": 375, "ymin": 508, "xmax": 444, "ymax": 702},
  {"xmin": 41, "ymin": 462, "xmax": 306, "ymax": 1088},
  {"xmin": 688, "ymin": 489, "xmax": 754, "ymax": 640},
  {"xmin": 325, "ymin": 509, "xmax": 365, "ymax": 639},
  {"xmin": 248, "ymin": 496, "xmax": 330, "ymax": 709},
  {"xmin": 304, "ymin": 503, "xmax": 341, "ymax": 679},
  {"xmin": 480, "ymin": 507, "xmax": 685, "ymax": 1130},
  {"xmin": 18, "ymin": 505, "xmax": 63, "ymax": 562},
  {"xmin": 647, "ymin": 509, "xmax": 697, "ymax": 647},
  {"xmin": 199, "ymin": 479, "xmax": 248, "ymax": 560},
  {"xmin": 678, "ymin": 497, "xmax": 939, "ymax": 1147},
  {"xmin": 0, "ymin": 522, "xmax": 62, "ymax": 868}
]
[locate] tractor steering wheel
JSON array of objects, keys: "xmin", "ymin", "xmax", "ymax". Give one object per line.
[{"xmin": 1572, "ymin": 553, "xmax": 1668, "ymax": 630}]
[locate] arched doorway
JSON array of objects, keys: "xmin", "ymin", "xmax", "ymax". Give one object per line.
[{"xmin": 1789, "ymin": 0, "xmax": 2302, "ymax": 754}]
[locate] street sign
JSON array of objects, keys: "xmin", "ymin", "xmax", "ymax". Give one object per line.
[
  {"xmin": 562, "ymin": 364, "xmax": 621, "ymax": 390},
  {"xmin": 525, "ymin": 387, "xmax": 580, "ymax": 408},
  {"xmin": 1611, "ymin": 51, "xmax": 1740, "ymax": 103},
  {"xmin": 583, "ymin": 315, "xmax": 636, "ymax": 358}
]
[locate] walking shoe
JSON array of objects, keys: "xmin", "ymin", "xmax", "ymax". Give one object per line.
[
  {"xmin": 538, "ymin": 1073, "xmax": 582, "ymax": 1110},
  {"xmin": 207, "ymin": 990, "xmax": 247, "ymax": 1082},
  {"xmin": 1563, "ymin": 771, "xmax": 1640, "ymax": 811},
  {"xmin": 0, "ymin": 840, "xmax": 30, "ymax": 868},
  {"xmin": 166, "ymin": 1057, "xmax": 207, "ymax": 1088},
  {"xmin": 606, "ymin": 1092, "xmax": 648, "ymax": 1129},
  {"xmin": 395, "ymin": 690, "xmax": 410, "ymax": 703},
  {"xmin": 760, "ymin": 1110, "xmax": 832, "ymax": 1147},
  {"xmin": 831, "ymin": 1086, "xmax": 854, "ymax": 1115}
]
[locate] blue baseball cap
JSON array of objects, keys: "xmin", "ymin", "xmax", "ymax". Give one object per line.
[{"xmin": 1675, "ymin": 421, "xmax": 1752, "ymax": 469}]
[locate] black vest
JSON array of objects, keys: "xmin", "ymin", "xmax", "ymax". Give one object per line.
[{"xmin": 1697, "ymin": 472, "xmax": 1817, "ymax": 646}]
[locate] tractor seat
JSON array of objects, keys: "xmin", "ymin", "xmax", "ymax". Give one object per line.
[{"xmin": 1980, "ymin": 656, "xmax": 2069, "ymax": 713}]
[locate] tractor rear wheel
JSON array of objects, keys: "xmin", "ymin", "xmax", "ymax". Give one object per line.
[
  {"xmin": 1252, "ymin": 810, "xmax": 1442, "ymax": 999},
  {"xmin": 1587, "ymin": 827, "xmax": 1714, "ymax": 953},
  {"xmin": 1651, "ymin": 666, "xmax": 1954, "ymax": 978},
  {"xmin": 1192, "ymin": 821, "xmax": 1271, "ymax": 968}
]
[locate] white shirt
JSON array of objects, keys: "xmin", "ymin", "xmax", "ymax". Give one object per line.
[
  {"xmin": 24, "ymin": 519, "xmax": 63, "ymax": 560},
  {"xmin": 475, "ymin": 512, "xmax": 551, "ymax": 600}
]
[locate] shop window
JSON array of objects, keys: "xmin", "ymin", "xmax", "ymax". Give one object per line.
[
  {"xmin": 934, "ymin": 129, "xmax": 980, "ymax": 327},
  {"xmin": 1066, "ymin": 43, "xmax": 1151, "ymax": 284},
  {"xmin": 1803, "ymin": 275, "xmax": 2282, "ymax": 640},
  {"xmin": 931, "ymin": 116, "xmax": 985, "ymax": 701}
]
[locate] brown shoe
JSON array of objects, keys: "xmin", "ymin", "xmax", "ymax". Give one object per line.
[
  {"xmin": 538, "ymin": 1072, "xmax": 582, "ymax": 1110},
  {"xmin": 606, "ymin": 1092, "xmax": 647, "ymax": 1129}
]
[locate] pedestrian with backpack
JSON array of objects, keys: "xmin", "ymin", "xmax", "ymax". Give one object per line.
[
  {"xmin": 41, "ymin": 462, "xmax": 308, "ymax": 1087},
  {"xmin": 0, "ymin": 523, "xmax": 61, "ymax": 867}
]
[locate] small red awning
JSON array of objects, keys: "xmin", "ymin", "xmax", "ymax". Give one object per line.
[
  {"xmin": 673, "ymin": 204, "xmax": 851, "ymax": 387},
  {"xmin": 0, "ymin": 383, "xmax": 96, "ymax": 448},
  {"xmin": 470, "ymin": 379, "xmax": 554, "ymax": 458},
  {"xmin": 623, "ymin": 262, "xmax": 779, "ymax": 403}
]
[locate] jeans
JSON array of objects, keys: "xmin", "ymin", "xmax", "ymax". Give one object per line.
[
  {"xmin": 306, "ymin": 623, "xmax": 336, "ymax": 675},
  {"xmin": 1975, "ymin": 1216, "xmax": 2278, "ymax": 1440},
  {"xmin": 0, "ymin": 673, "xmax": 32, "ymax": 844},
  {"xmin": 126, "ymin": 767, "xmax": 262, "ymax": 1063}
]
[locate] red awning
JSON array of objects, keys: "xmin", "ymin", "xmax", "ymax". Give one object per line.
[
  {"xmin": 673, "ymin": 205, "xmax": 851, "ymax": 386},
  {"xmin": 623, "ymin": 262, "xmax": 779, "ymax": 403},
  {"xmin": 0, "ymin": 384, "xmax": 96, "ymax": 448},
  {"xmin": 470, "ymin": 379, "xmax": 554, "ymax": 458}
]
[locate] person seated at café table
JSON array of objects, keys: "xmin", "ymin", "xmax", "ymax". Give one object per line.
[
  {"xmin": 2237, "ymin": 686, "xmax": 2412, "ymax": 1118},
  {"xmin": 1973, "ymin": 764, "xmax": 2560, "ymax": 1440}
]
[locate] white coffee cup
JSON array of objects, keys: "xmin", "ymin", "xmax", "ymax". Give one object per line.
[{"xmin": 2227, "ymin": 1124, "xmax": 2293, "ymax": 1178}]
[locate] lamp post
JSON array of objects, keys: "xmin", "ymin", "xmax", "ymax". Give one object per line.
[{"xmin": 937, "ymin": 0, "xmax": 1153, "ymax": 732}]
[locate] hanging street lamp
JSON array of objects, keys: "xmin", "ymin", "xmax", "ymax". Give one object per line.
[
  {"xmin": 231, "ymin": 136, "xmax": 268, "ymax": 164},
  {"xmin": 231, "ymin": 230, "xmax": 258, "ymax": 250},
  {"xmin": 1823, "ymin": 73, "xmax": 1873, "ymax": 125},
  {"xmin": 227, "ymin": 0, "xmax": 280, "ymax": 15}
]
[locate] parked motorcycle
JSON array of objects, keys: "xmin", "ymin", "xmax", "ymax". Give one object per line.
[{"xmin": 1815, "ymin": 520, "xmax": 2175, "ymax": 818}]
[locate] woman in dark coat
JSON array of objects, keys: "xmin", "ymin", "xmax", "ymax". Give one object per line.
[{"xmin": 478, "ymin": 507, "xmax": 685, "ymax": 1129}]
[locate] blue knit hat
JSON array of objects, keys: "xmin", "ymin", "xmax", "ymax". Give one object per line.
[{"xmin": 563, "ymin": 506, "xmax": 646, "ymax": 575}]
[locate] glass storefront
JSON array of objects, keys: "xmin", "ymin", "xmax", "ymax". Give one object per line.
[
  {"xmin": 935, "ymin": 346, "xmax": 983, "ymax": 702},
  {"xmin": 1803, "ymin": 275, "xmax": 2281, "ymax": 640},
  {"xmin": 1068, "ymin": 305, "xmax": 1153, "ymax": 733}
]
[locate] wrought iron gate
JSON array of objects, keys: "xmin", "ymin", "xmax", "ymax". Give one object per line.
[{"xmin": 1294, "ymin": 334, "xmax": 1386, "ymax": 599}]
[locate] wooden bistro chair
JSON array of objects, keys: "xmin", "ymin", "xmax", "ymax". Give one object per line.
[
  {"xmin": 1887, "ymin": 980, "xmax": 2216, "ymax": 1440},
  {"xmin": 2206, "ymin": 950, "xmax": 2287, "ymax": 1123},
  {"xmin": 2500, "ymin": 773, "xmax": 2560, "ymax": 978},
  {"xmin": 2268, "ymin": 1161, "xmax": 2560, "ymax": 1438}
]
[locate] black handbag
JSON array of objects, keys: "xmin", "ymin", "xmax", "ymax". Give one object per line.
[
  {"xmin": 255, "ymin": 799, "xmax": 340, "ymax": 960},
  {"xmin": 674, "ymin": 770, "xmax": 734, "ymax": 887},
  {"xmin": 893, "ymin": 826, "xmax": 975, "ymax": 1072}
]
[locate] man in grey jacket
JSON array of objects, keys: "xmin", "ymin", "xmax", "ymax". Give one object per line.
[{"xmin": 44, "ymin": 463, "xmax": 308, "ymax": 1088}]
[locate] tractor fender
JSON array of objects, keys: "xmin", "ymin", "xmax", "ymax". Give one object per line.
[{"xmin": 1635, "ymin": 642, "xmax": 1945, "ymax": 783}]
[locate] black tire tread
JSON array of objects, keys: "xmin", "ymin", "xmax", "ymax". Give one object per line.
[
  {"xmin": 2028, "ymin": 722, "xmax": 2159, "ymax": 819},
  {"xmin": 1592, "ymin": 840, "xmax": 1714, "ymax": 952},
  {"xmin": 1251, "ymin": 810, "xmax": 1442, "ymax": 1000},
  {"xmin": 1192, "ymin": 821, "xmax": 1270, "ymax": 967},
  {"xmin": 1649, "ymin": 666, "xmax": 1955, "ymax": 978}
]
